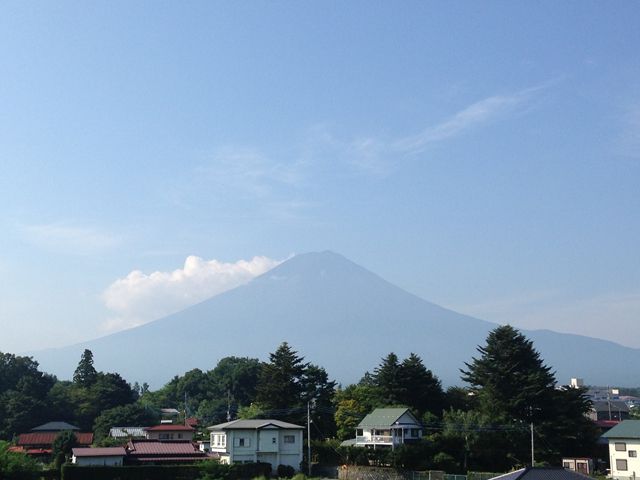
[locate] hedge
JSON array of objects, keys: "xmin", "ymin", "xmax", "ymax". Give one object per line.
[{"xmin": 61, "ymin": 462, "xmax": 273, "ymax": 480}]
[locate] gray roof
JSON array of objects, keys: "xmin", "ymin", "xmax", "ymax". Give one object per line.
[
  {"xmin": 592, "ymin": 400, "xmax": 630, "ymax": 412},
  {"xmin": 208, "ymin": 419, "xmax": 304, "ymax": 431},
  {"xmin": 31, "ymin": 421, "xmax": 80, "ymax": 431},
  {"xmin": 602, "ymin": 420, "xmax": 640, "ymax": 439},
  {"xmin": 490, "ymin": 467, "xmax": 591, "ymax": 480},
  {"xmin": 357, "ymin": 408, "xmax": 420, "ymax": 428},
  {"xmin": 109, "ymin": 427, "xmax": 147, "ymax": 438}
]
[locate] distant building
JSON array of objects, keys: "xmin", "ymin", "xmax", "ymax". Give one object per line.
[
  {"xmin": 72, "ymin": 447, "xmax": 126, "ymax": 466},
  {"xmin": 144, "ymin": 424, "xmax": 195, "ymax": 442},
  {"xmin": 589, "ymin": 400, "xmax": 630, "ymax": 422}
]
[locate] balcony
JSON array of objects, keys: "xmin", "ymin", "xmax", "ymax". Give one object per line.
[{"xmin": 355, "ymin": 435, "xmax": 396, "ymax": 445}]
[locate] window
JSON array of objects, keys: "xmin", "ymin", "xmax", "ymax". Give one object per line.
[
  {"xmin": 616, "ymin": 459, "xmax": 628, "ymax": 471},
  {"xmin": 284, "ymin": 435, "xmax": 295, "ymax": 444},
  {"xmin": 411, "ymin": 429, "xmax": 421, "ymax": 437},
  {"xmin": 616, "ymin": 442, "xmax": 627, "ymax": 451},
  {"xmin": 234, "ymin": 437, "xmax": 250, "ymax": 447},
  {"xmin": 630, "ymin": 450, "xmax": 637, "ymax": 458},
  {"xmin": 272, "ymin": 437, "xmax": 277, "ymax": 444},
  {"xmin": 159, "ymin": 433, "xmax": 174, "ymax": 440}
]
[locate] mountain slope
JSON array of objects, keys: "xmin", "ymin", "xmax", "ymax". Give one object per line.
[{"xmin": 32, "ymin": 251, "xmax": 639, "ymax": 388}]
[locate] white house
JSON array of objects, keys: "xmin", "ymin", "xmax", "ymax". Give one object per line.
[
  {"xmin": 71, "ymin": 447, "xmax": 126, "ymax": 466},
  {"xmin": 602, "ymin": 419, "xmax": 640, "ymax": 479},
  {"xmin": 207, "ymin": 419, "xmax": 304, "ymax": 472},
  {"xmin": 351, "ymin": 408, "xmax": 422, "ymax": 448}
]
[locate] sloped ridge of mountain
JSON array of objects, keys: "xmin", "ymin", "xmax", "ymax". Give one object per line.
[{"xmin": 32, "ymin": 251, "xmax": 640, "ymax": 388}]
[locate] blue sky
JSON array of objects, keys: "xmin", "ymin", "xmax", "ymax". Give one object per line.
[{"xmin": 1, "ymin": 1, "xmax": 639, "ymax": 353}]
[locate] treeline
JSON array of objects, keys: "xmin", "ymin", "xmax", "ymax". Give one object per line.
[{"xmin": 0, "ymin": 327, "xmax": 600, "ymax": 473}]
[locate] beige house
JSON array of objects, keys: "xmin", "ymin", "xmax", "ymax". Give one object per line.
[
  {"xmin": 352, "ymin": 408, "xmax": 423, "ymax": 448},
  {"xmin": 207, "ymin": 419, "xmax": 304, "ymax": 472},
  {"xmin": 71, "ymin": 447, "xmax": 126, "ymax": 466},
  {"xmin": 602, "ymin": 420, "xmax": 640, "ymax": 479}
]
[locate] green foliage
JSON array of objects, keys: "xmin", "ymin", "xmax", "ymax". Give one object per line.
[
  {"xmin": 277, "ymin": 464, "xmax": 295, "ymax": 478},
  {"xmin": 93, "ymin": 402, "xmax": 160, "ymax": 441},
  {"xmin": 372, "ymin": 352, "xmax": 444, "ymax": 417},
  {"xmin": 73, "ymin": 349, "xmax": 98, "ymax": 387},
  {"xmin": 0, "ymin": 352, "xmax": 56, "ymax": 439},
  {"xmin": 52, "ymin": 430, "xmax": 78, "ymax": 471},
  {"xmin": 457, "ymin": 325, "xmax": 599, "ymax": 470},
  {"xmin": 461, "ymin": 325, "xmax": 555, "ymax": 423},
  {"xmin": 0, "ymin": 440, "xmax": 41, "ymax": 480},
  {"xmin": 255, "ymin": 343, "xmax": 336, "ymax": 433}
]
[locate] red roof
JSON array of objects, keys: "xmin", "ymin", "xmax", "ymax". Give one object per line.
[
  {"xmin": 144, "ymin": 424, "xmax": 195, "ymax": 432},
  {"xmin": 128, "ymin": 441, "xmax": 201, "ymax": 455},
  {"xmin": 186, "ymin": 417, "xmax": 199, "ymax": 428},
  {"xmin": 17, "ymin": 432, "xmax": 93, "ymax": 447},
  {"xmin": 72, "ymin": 447, "xmax": 126, "ymax": 457}
]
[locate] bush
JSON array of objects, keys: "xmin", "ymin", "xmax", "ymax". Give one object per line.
[
  {"xmin": 0, "ymin": 441, "xmax": 41, "ymax": 480},
  {"xmin": 277, "ymin": 464, "xmax": 295, "ymax": 478}
]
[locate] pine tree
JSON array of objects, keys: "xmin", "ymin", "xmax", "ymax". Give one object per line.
[
  {"xmin": 460, "ymin": 325, "xmax": 555, "ymax": 423},
  {"xmin": 399, "ymin": 353, "xmax": 444, "ymax": 416},
  {"xmin": 373, "ymin": 352, "xmax": 404, "ymax": 405},
  {"xmin": 73, "ymin": 349, "xmax": 98, "ymax": 388},
  {"xmin": 255, "ymin": 342, "xmax": 307, "ymax": 414}
]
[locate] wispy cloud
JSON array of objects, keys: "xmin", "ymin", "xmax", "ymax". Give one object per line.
[
  {"xmin": 101, "ymin": 255, "xmax": 282, "ymax": 332},
  {"xmin": 394, "ymin": 88, "xmax": 537, "ymax": 154},
  {"xmin": 22, "ymin": 223, "xmax": 122, "ymax": 255}
]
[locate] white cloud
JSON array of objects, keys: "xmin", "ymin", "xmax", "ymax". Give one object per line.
[
  {"xmin": 394, "ymin": 87, "xmax": 538, "ymax": 154},
  {"xmin": 101, "ymin": 255, "xmax": 282, "ymax": 332},
  {"xmin": 22, "ymin": 223, "xmax": 122, "ymax": 255}
]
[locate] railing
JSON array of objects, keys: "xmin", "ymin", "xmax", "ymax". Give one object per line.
[{"xmin": 355, "ymin": 435, "xmax": 395, "ymax": 444}]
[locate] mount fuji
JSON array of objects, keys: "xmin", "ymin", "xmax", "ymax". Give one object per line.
[{"xmin": 32, "ymin": 251, "xmax": 640, "ymax": 388}]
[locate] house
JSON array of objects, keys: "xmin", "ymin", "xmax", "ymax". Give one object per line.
[
  {"xmin": 207, "ymin": 419, "xmax": 304, "ymax": 472},
  {"xmin": 488, "ymin": 467, "xmax": 591, "ymax": 479},
  {"xmin": 10, "ymin": 421, "xmax": 89, "ymax": 458},
  {"xmin": 590, "ymin": 400, "xmax": 630, "ymax": 422},
  {"xmin": 351, "ymin": 408, "xmax": 423, "ymax": 448},
  {"xmin": 561, "ymin": 458, "xmax": 593, "ymax": 475},
  {"xmin": 125, "ymin": 439, "xmax": 211, "ymax": 464},
  {"xmin": 601, "ymin": 419, "xmax": 640, "ymax": 479},
  {"xmin": 144, "ymin": 424, "xmax": 195, "ymax": 441},
  {"xmin": 71, "ymin": 447, "xmax": 126, "ymax": 466}
]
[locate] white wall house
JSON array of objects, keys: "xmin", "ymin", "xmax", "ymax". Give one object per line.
[
  {"xmin": 71, "ymin": 447, "xmax": 126, "ymax": 466},
  {"xmin": 208, "ymin": 419, "xmax": 304, "ymax": 472},
  {"xmin": 602, "ymin": 420, "xmax": 640, "ymax": 479},
  {"xmin": 352, "ymin": 408, "xmax": 423, "ymax": 448}
]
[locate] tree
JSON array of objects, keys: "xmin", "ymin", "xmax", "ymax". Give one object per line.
[
  {"xmin": 461, "ymin": 325, "xmax": 555, "ymax": 424},
  {"xmin": 52, "ymin": 430, "xmax": 78, "ymax": 470},
  {"xmin": 0, "ymin": 441, "xmax": 40, "ymax": 480},
  {"xmin": 93, "ymin": 403, "xmax": 160, "ymax": 442},
  {"xmin": 399, "ymin": 353, "xmax": 444, "ymax": 417},
  {"xmin": 460, "ymin": 325, "xmax": 597, "ymax": 468},
  {"xmin": 255, "ymin": 342, "xmax": 307, "ymax": 416},
  {"xmin": 73, "ymin": 349, "xmax": 98, "ymax": 387},
  {"xmin": 372, "ymin": 353, "xmax": 403, "ymax": 405}
]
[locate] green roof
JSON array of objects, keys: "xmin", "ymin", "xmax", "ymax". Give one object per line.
[
  {"xmin": 602, "ymin": 420, "xmax": 640, "ymax": 439},
  {"xmin": 358, "ymin": 408, "xmax": 417, "ymax": 428}
]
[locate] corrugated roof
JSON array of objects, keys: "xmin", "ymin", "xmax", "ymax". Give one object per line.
[
  {"xmin": 592, "ymin": 400, "xmax": 629, "ymax": 412},
  {"xmin": 208, "ymin": 419, "xmax": 304, "ymax": 431},
  {"xmin": 490, "ymin": 468, "xmax": 592, "ymax": 479},
  {"xmin": 357, "ymin": 408, "xmax": 414, "ymax": 428},
  {"xmin": 128, "ymin": 441, "xmax": 202, "ymax": 455},
  {"xmin": 72, "ymin": 447, "xmax": 126, "ymax": 457},
  {"xmin": 602, "ymin": 420, "xmax": 640, "ymax": 439},
  {"xmin": 109, "ymin": 427, "xmax": 146, "ymax": 438},
  {"xmin": 31, "ymin": 421, "xmax": 80, "ymax": 431},
  {"xmin": 18, "ymin": 432, "xmax": 93, "ymax": 446}
]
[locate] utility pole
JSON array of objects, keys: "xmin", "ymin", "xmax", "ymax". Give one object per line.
[
  {"xmin": 307, "ymin": 400, "xmax": 312, "ymax": 477},
  {"xmin": 530, "ymin": 421, "xmax": 535, "ymax": 467}
]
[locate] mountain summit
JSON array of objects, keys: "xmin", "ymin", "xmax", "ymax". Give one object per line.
[{"xmin": 33, "ymin": 251, "xmax": 640, "ymax": 387}]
